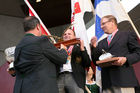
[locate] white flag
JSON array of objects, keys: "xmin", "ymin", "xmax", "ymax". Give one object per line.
[{"xmin": 71, "ymin": 0, "xmax": 94, "ymax": 55}]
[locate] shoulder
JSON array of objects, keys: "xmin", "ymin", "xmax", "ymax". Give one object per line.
[
  {"xmin": 118, "ymin": 30, "xmax": 137, "ymax": 38},
  {"xmin": 16, "ymin": 36, "xmax": 48, "ymax": 48},
  {"xmin": 73, "ymin": 44, "xmax": 81, "ymax": 51},
  {"xmin": 40, "ymin": 35, "xmax": 49, "ymax": 40},
  {"xmin": 117, "ymin": 30, "xmax": 135, "ymax": 35},
  {"xmin": 72, "ymin": 44, "xmax": 81, "ymax": 54},
  {"xmin": 39, "ymin": 35, "xmax": 53, "ymax": 43},
  {"xmin": 28, "ymin": 35, "xmax": 50, "ymax": 44}
]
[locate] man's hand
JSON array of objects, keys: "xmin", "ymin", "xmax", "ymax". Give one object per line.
[
  {"xmin": 80, "ymin": 40, "xmax": 85, "ymax": 51},
  {"xmin": 60, "ymin": 44, "xmax": 67, "ymax": 50},
  {"xmin": 112, "ymin": 57, "xmax": 127, "ymax": 66},
  {"xmin": 91, "ymin": 36, "xmax": 97, "ymax": 47}
]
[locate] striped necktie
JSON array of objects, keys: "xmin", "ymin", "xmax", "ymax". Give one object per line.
[{"xmin": 107, "ymin": 34, "xmax": 112, "ymax": 45}]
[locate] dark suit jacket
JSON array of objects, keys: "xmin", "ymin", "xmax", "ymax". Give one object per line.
[
  {"xmin": 14, "ymin": 34, "xmax": 68, "ymax": 93},
  {"xmin": 68, "ymin": 44, "xmax": 91, "ymax": 90},
  {"xmin": 91, "ymin": 30, "xmax": 140, "ymax": 89}
]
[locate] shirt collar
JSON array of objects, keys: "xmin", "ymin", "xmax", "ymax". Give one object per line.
[
  {"xmin": 112, "ymin": 29, "xmax": 118, "ymax": 37},
  {"xmin": 25, "ymin": 33, "xmax": 35, "ymax": 36}
]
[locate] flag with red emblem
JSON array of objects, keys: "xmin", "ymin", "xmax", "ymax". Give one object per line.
[{"xmin": 71, "ymin": 0, "xmax": 94, "ymax": 55}]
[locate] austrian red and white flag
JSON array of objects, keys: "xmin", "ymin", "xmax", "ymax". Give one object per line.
[{"xmin": 71, "ymin": 0, "xmax": 93, "ymax": 55}]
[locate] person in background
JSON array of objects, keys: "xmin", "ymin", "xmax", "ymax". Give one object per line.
[
  {"xmin": 91, "ymin": 15, "xmax": 140, "ymax": 93},
  {"xmin": 14, "ymin": 16, "xmax": 68, "ymax": 93},
  {"xmin": 85, "ymin": 66, "xmax": 100, "ymax": 93},
  {"xmin": 57, "ymin": 28, "xmax": 91, "ymax": 93},
  {"xmin": 5, "ymin": 46, "xmax": 16, "ymax": 77}
]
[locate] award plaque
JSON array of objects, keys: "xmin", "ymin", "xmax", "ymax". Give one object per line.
[{"xmin": 96, "ymin": 57, "xmax": 119, "ymax": 67}]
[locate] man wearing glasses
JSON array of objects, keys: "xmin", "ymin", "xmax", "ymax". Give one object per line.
[{"xmin": 91, "ymin": 15, "xmax": 140, "ymax": 93}]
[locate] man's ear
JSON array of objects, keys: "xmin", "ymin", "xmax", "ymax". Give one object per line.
[{"xmin": 36, "ymin": 24, "xmax": 40, "ymax": 30}]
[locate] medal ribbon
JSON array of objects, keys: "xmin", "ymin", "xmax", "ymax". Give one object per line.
[{"xmin": 66, "ymin": 45, "xmax": 74, "ymax": 56}]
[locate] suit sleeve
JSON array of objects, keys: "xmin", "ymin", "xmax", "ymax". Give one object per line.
[
  {"xmin": 81, "ymin": 48, "xmax": 91, "ymax": 67},
  {"xmin": 41, "ymin": 37, "xmax": 68, "ymax": 65},
  {"xmin": 125, "ymin": 31, "xmax": 140, "ymax": 65},
  {"xmin": 91, "ymin": 44, "xmax": 102, "ymax": 66}
]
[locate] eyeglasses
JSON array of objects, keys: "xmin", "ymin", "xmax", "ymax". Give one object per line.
[{"xmin": 101, "ymin": 20, "xmax": 110, "ymax": 26}]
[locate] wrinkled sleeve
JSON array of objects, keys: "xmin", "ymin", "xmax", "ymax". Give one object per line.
[
  {"xmin": 125, "ymin": 31, "xmax": 140, "ymax": 65},
  {"xmin": 41, "ymin": 36, "xmax": 68, "ymax": 65}
]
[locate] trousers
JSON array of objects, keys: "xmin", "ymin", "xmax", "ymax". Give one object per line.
[{"xmin": 57, "ymin": 72, "xmax": 84, "ymax": 93}]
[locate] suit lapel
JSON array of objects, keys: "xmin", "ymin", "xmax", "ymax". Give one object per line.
[
  {"xmin": 103, "ymin": 38, "xmax": 109, "ymax": 49},
  {"xmin": 98, "ymin": 38, "xmax": 109, "ymax": 52},
  {"xmin": 108, "ymin": 31, "xmax": 120, "ymax": 48}
]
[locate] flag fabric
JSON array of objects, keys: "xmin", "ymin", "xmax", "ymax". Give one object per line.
[
  {"xmin": 95, "ymin": 0, "xmax": 130, "ymax": 41},
  {"xmin": 71, "ymin": 0, "xmax": 97, "ymax": 87},
  {"xmin": 29, "ymin": 9, "xmax": 48, "ymax": 35},
  {"xmin": 24, "ymin": 0, "xmax": 51, "ymax": 36},
  {"xmin": 94, "ymin": 0, "xmax": 131, "ymax": 90},
  {"xmin": 71, "ymin": 0, "xmax": 94, "ymax": 55}
]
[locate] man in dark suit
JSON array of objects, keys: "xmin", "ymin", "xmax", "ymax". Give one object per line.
[
  {"xmin": 91, "ymin": 15, "xmax": 140, "ymax": 93},
  {"xmin": 13, "ymin": 16, "xmax": 68, "ymax": 93},
  {"xmin": 57, "ymin": 28, "xmax": 91, "ymax": 93}
]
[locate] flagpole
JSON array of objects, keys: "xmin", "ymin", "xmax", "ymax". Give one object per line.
[
  {"xmin": 24, "ymin": 0, "xmax": 56, "ymax": 43},
  {"xmin": 118, "ymin": 0, "xmax": 140, "ymax": 39},
  {"xmin": 87, "ymin": 1, "xmax": 103, "ymax": 92},
  {"xmin": 24, "ymin": 0, "xmax": 51, "ymax": 35},
  {"xmin": 88, "ymin": 0, "xmax": 96, "ymax": 36},
  {"xmin": 87, "ymin": 0, "xmax": 95, "ymax": 27},
  {"xmin": 88, "ymin": 0, "xmax": 95, "ymax": 14}
]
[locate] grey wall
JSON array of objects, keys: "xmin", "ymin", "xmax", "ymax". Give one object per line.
[
  {"xmin": 0, "ymin": 15, "xmax": 24, "ymax": 66},
  {"xmin": 0, "ymin": 15, "xmax": 70, "ymax": 66}
]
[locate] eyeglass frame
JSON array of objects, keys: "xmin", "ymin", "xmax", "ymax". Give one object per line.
[{"xmin": 101, "ymin": 20, "xmax": 111, "ymax": 26}]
